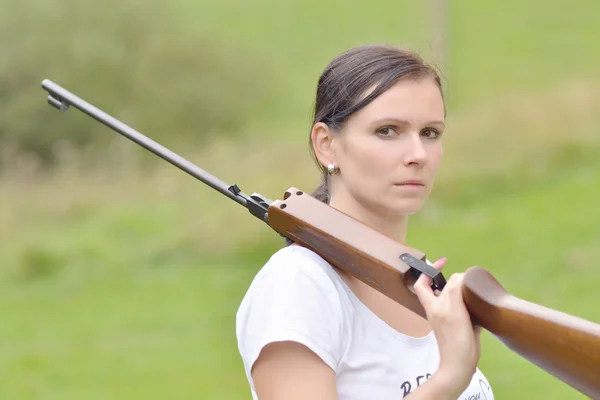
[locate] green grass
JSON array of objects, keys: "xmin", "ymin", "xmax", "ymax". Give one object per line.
[
  {"xmin": 2, "ymin": 0, "xmax": 600, "ymax": 398},
  {"xmin": 0, "ymin": 264, "xmax": 255, "ymax": 399}
]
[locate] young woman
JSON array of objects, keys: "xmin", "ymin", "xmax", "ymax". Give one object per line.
[{"xmin": 236, "ymin": 44, "xmax": 494, "ymax": 400}]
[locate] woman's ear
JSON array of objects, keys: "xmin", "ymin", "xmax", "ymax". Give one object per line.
[{"xmin": 310, "ymin": 122, "xmax": 337, "ymax": 168}]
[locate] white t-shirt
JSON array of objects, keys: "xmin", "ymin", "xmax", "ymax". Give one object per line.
[{"xmin": 236, "ymin": 245, "xmax": 494, "ymax": 400}]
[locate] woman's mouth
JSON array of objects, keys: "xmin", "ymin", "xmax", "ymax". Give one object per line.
[{"xmin": 393, "ymin": 180, "xmax": 425, "ymax": 190}]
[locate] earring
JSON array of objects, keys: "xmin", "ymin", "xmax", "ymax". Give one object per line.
[{"xmin": 327, "ymin": 162, "xmax": 338, "ymax": 175}]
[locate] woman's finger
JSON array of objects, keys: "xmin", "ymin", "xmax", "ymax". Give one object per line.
[
  {"xmin": 413, "ymin": 257, "xmax": 447, "ymax": 305},
  {"xmin": 437, "ymin": 272, "xmax": 463, "ymax": 301}
]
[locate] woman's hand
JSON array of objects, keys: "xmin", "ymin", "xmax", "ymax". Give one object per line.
[{"xmin": 413, "ymin": 258, "xmax": 482, "ymax": 396}]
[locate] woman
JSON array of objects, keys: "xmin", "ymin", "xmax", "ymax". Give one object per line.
[{"xmin": 236, "ymin": 44, "xmax": 494, "ymax": 400}]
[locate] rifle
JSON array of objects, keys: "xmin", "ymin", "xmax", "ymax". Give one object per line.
[{"xmin": 41, "ymin": 79, "xmax": 600, "ymax": 398}]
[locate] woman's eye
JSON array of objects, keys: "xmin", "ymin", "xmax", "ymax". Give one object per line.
[
  {"xmin": 376, "ymin": 127, "xmax": 396, "ymax": 137},
  {"xmin": 422, "ymin": 128, "xmax": 440, "ymax": 139}
]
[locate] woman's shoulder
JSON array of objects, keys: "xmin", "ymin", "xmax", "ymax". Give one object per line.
[
  {"xmin": 244, "ymin": 244, "xmax": 347, "ymax": 295},
  {"xmin": 235, "ymin": 244, "xmax": 352, "ymax": 376},
  {"xmin": 235, "ymin": 244, "xmax": 354, "ymax": 333}
]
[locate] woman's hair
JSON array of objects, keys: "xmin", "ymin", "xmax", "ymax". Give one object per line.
[{"xmin": 308, "ymin": 44, "xmax": 444, "ymax": 204}]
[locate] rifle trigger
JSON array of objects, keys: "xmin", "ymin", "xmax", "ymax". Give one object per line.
[{"xmin": 399, "ymin": 253, "xmax": 447, "ymax": 292}]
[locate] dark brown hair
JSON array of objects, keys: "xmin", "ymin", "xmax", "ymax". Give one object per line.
[{"xmin": 308, "ymin": 44, "xmax": 444, "ymax": 204}]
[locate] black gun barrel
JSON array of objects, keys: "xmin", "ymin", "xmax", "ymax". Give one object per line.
[{"xmin": 40, "ymin": 79, "xmax": 272, "ymax": 222}]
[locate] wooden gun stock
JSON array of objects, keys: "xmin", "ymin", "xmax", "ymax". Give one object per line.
[
  {"xmin": 269, "ymin": 188, "xmax": 600, "ymax": 399},
  {"xmin": 463, "ymin": 267, "xmax": 600, "ymax": 399}
]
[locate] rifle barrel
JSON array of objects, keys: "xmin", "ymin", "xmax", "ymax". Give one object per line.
[{"xmin": 40, "ymin": 79, "xmax": 247, "ymax": 208}]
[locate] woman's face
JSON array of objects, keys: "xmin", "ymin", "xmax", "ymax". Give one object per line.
[{"xmin": 324, "ymin": 77, "xmax": 446, "ymax": 218}]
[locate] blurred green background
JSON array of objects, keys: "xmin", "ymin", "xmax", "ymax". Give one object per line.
[{"xmin": 1, "ymin": 0, "xmax": 599, "ymax": 398}]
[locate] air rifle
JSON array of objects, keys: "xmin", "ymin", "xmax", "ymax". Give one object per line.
[{"xmin": 41, "ymin": 79, "xmax": 600, "ymax": 398}]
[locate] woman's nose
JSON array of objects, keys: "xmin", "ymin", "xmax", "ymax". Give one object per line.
[{"xmin": 403, "ymin": 135, "xmax": 428, "ymax": 166}]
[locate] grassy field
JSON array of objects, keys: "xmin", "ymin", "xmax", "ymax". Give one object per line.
[{"xmin": 2, "ymin": 0, "xmax": 600, "ymax": 399}]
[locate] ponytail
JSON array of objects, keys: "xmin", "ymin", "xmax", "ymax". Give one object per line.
[{"xmin": 311, "ymin": 174, "xmax": 330, "ymax": 204}]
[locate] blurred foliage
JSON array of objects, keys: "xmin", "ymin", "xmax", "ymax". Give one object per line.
[{"xmin": 0, "ymin": 0, "xmax": 277, "ymax": 168}]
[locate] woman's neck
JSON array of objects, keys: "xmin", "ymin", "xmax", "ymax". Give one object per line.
[{"xmin": 328, "ymin": 194, "xmax": 409, "ymax": 244}]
